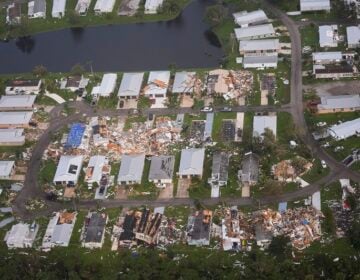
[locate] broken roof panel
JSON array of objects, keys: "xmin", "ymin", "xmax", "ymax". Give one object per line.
[{"xmin": 148, "ymin": 155, "xmax": 175, "ymax": 181}]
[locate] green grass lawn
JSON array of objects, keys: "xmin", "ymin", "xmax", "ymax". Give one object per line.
[
  {"xmin": 300, "ymin": 24, "xmax": 319, "ymax": 49},
  {"xmin": 164, "ymin": 205, "xmax": 191, "ymax": 228},
  {"xmin": 242, "ymin": 112, "xmax": 254, "ymax": 148},
  {"xmin": 38, "ymin": 160, "xmax": 57, "ymax": 186},
  {"xmin": 277, "ymin": 112, "xmax": 296, "ymax": 145},
  {"xmin": 301, "ymin": 159, "xmax": 330, "ymax": 183},
  {"xmin": 123, "ymin": 115, "xmax": 147, "ymax": 131}
]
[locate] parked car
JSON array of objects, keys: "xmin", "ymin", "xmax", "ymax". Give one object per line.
[
  {"xmin": 321, "ymin": 160, "xmax": 327, "ymax": 169},
  {"xmin": 200, "ymin": 106, "xmax": 213, "ymax": 112},
  {"xmin": 221, "ymin": 107, "xmax": 232, "ymax": 112}
]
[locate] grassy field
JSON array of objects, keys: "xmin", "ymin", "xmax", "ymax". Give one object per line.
[{"xmin": 1, "ymin": 0, "xmax": 192, "ymax": 39}]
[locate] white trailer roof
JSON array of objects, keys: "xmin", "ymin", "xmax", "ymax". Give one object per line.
[
  {"xmin": 0, "ymin": 95, "xmax": 36, "ymax": 109},
  {"xmin": 239, "ymin": 39, "xmax": 279, "ymax": 52},
  {"xmin": 52, "ymin": 0, "xmax": 66, "ymax": 15},
  {"xmin": 144, "ymin": 71, "xmax": 170, "ymax": 96},
  {"xmin": 94, "ymin": 0, "xmax": 115, "ymax": 13},
  {"xmin": 53, "ymin": 155, "xmax": 83, "ymax": 183},
  {"xmin": 318, "ymin": 94, "xmax": 360, "ymax": 110},
  {"xmin": 312, "ymin": 51, "xmax": 342, "ymax": 62},
  {"xmin": 178, "ymin": 148, "xmax": 205, "ymax": 176},
  {"xmin": 233, "ymin": 10, "xmax": 268, "ymax": 26},
  {"xmin": 0, "ymin": 112, "xmax": 33, "ymax": 126},
  {"xmin": 300, "ymin": 0, "xmax": 331, "ymax": 11},
  {"xmin": 118, "ymin": 72, "xmax": 144, "ymax": 97},
  {"xmin": 99, "ymin": 73, "xmax": 117, "ymax": 97},
  {"xmin": 172, "ymin": 71, "xmax": 196, "ymax": 94},
  {"xmin": 328, "ymin": 117, "xmax": 360, "ymax": 140},
  {"xmin": 0, "ymin": 161, "xmax": 15, "ymax": 177},
  {"xmin": 0, "ymin": 129, "xmax": 25, "ymax": 143},
  {"xmin": 253, "ymin": 115, "xmax": 277, "ymax": 138},
  {"xmin": 347, "ymin": 26, "xmax": 360, "ymax": 47},
  {"xmin": 319, "ymin": 25, "xmax": 338, "ymax": 47},
  {"xmin": 234, "ymin": 24, "xmax": 275, "ymax": 40}
]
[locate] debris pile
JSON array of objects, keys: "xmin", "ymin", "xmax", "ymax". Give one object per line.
[{"xmin": 253, "ymin": 207, "xmax": 323, "ymax": 250}]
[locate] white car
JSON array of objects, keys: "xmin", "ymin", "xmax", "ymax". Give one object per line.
[
  {"xmin": 321, "ymin": 160, "xmax": 327, "ymax": 169},
  {"xmin": 200, "ymin": 106, "xmax": 213, "ymax": 112}
]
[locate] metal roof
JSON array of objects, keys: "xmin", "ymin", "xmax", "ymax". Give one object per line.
[
  {"xmin": 239, "ymin": 39, "xmax": 279, "ymax": 52},
  {"xmin": 0, "ymin": 161, "xmax": 15, "ymax": 177},
  {"xmin": 328, "ymin": 117, "xmax": 360, "ymax": 140},
  {"xmin": 144, "ymin": 71, "xmax": 170, "ymax": 96},
  {"xmin": 243, "ymin": 54, "xmax": 278, "ymax": 64},
  {"xmin": 203, "ymin": 113, "xmax": 214, "ymax": 141},
  {"xmin": 0, "ymin": 95, "xmax": 36, "ymax": 109},
  {"xmin": 347, "ymin": 26, "xmax": 360, "ymax": 47},
  {"xmin": 99, "ymin": 73, "xmax": 117, "ymax": 97},
  {"xmin": 0, "ymin": 111, "xmax": 33, "ymax": 126},
  {"xmin": 300, "ymin": 0, "xmax": 330, "ymax": 11},
  {"xmin": 0, "ymin": 129, "xmax": 25, "ymax": 144},
  {"xmin": 232, "ymin": 10, "xmax": 268, "ymax": 26},
  {"xmin": 172, "ymin": 71, "xmax": 196, "ymax": 94},
  {"xmin": 253, "ymin": 115, "xmax": 277, "ymax": 138},
  {"xmin": 312, "ymin": 51, "xmax": 342, "ymax": 62},
  {"xmin": 33, "ymin": 0, "xmax": 46, "ymax": 13},
  {"xmin": 239, "ymin": 152, "xmax": 259, "ymax": 183},
  {"xmin": 210, "ymin": 152, "xmax": 229, "ymax": 182},
  {"xmin": 319, "ymin": 25, "xmax": 338, "ymax": 47},
  {"xmin": 118, "ymin": 72, "xmax": 144, "ymax": 97},
  {"xmin": 117, "ymin": 154, "xmax": 145, "ymax": 182},
  {"xmin": 94, "ymin": 0, "xmax": 116, "ymax": 12},
  {"xmin": 234, "ymin": 24, "xmax": 275, "ymax": 40},
  {"xmin": 86, "ymin": 155, "xmax": 107, "ymax": 183},
  {"xmin": 318, "ymin": 94, "xmax": 360, "ymax": 110},
  {"xmin": 53, "ymin": 155, "xmax": 83, "ymax": 183},
  {"xmin": 52, "ymin": 0, "xmax": 66, "ymax": 14},
  {"xmin": 178, "ymin": 148, "xmax": 205, "ymax": 176},
  {"xmin": 145, "ymin": 0, "xmax": 164, "ymax": 12},
  {"xmin": 148, "ymin": 155, "xmax": 175, "ymax": 181}
]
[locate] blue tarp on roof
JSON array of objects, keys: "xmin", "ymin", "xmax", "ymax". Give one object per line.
[{"xmin": 65, "ymin": 123, "xmax": 86, "ymax": 148}]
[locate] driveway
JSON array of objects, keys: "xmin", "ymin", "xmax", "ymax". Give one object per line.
[{"xmin": 176, "ymin": 179, "xmax": 190, "ymax": 198}]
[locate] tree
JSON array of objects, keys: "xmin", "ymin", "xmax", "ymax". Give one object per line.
[
  {"xmin": 204, "ymin": 5, "xmax": 228, "ymax": 27},
  {"xmin": 348, "ymin": 220, "xmax": 360, "ymax": 249},
  {"xmin": 32, "ymin": 65, "xmax": 48, "ymax": 77},
  {"xmin": 291, "ymin": 157, "xmax": 308, "ymax": 175},
  {"xmin": 268, "ymin": 235, "xmax": 291, "ymax": 260},
  {"xmin": 17, "ymin": 16, "xmax": 30, "ymax": 37},
  {"xmin": 71, "ymin": 63, "xmax": 85, "ymax": 76},
  {"xmin": 68, "ymin": 10, "xmax": 81, "ymax": 25},
  {"xmin": 159, "ymin": 0, "xmax": 181, "ymax": 14}
]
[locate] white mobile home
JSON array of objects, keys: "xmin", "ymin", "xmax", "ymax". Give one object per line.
[
  {"xmin": 52, "ymin": 0, "xmax": 66, "ymax": 18},
  {"xmin": 300, "ymin": 0, "xmax": 331, "ymax": 12},
  {"xmin": 0, "ymin": 129, "xmax": 25, "ymax": 146},
  {"xmin": 233, "ymin": 10, "xmax": 268, "ymax": 27},
  {"xmin": 98, "ymin": 73, "xmax": 117, "ymax": 97},
  {"xmin": 144, "ymin": 0, "xmax": 164, "ymax": 14},
  {"xmin": 234, "ymin": 24, "xmax": 275, "ymax": 41},
  {"xmin": 144, "ymin": 71, "xmax": 170, "ymax": 99},
  {"xmin": 28, "ymin": 0, "xmax": 46, "ymax": 18},
  {"xmin": 0, "ymin": 95, "xmax": 36, "ymax": 111},
  {"xmin": 118, "ymin": 72, "xmax": 144, "ymax": 99},
  {"xmin": 94, "ymin": 0, "xmax": 115, "ymax": 14},
  {"xmin": 253, "ymin": 115, "xmax": 277, "ymax": 139}
]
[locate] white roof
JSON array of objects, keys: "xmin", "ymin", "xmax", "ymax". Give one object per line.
[
  {"xmin": 328, "ymin": 117, "xmax": 360, "ymax": 140},
  {"xmin": 99, "ymin": 73, "xmax": 117, "ymax": 97},
  {"xmin": 144, "ymin": 71, "xmax": 170, "ymax": 96},
  {"xmin": 234, "ymin": 24, "xmax": 275, "ymax": 40},
  {"xmin": 178, "ymin": 148, "xmax": 205, "ymax": 176},
  {"xmin": 118, "ymin": 72, "xmax": 144, "ymax": 97},
  {"xmin": 233, "ymin": 10, "xmax": 268, "ymax": 26},
  {"xmin": 300, "ymin": 0, "xmax": 330, "ymax": 11},
  {"xmin": 172, "ymin": 71, "xmax": 196, "ymax": 93},
  {"xmin": 94, "ymin": 0, "xmax": 115, "ymax": 12},
  {"xmin": 0, "ymin": 111, "xmax": 33, "ymax": 126},
  {"xmin": 76, "ymin": 0, "xmax": 91, "ymax": 13},
  {"xmin": 347, "ymin": 26, "xmax": 360, "ymax": 47},
  {"xmin": 239, "ymin": 39, "xmax": 279, "ymax": 52},
  {"xmin": 312, "ymin": 191, "xmax": 321, "ymax": 211},
  {"xmin": 243, "ymin": 54, "xmax": 278, "ymax": 65},
  {"xmin": 0, "ymin": 161, "xmax": 15, "ymax": 177},
  {"xmin": 0, "ymin": 129, "xmax": 25, "ymax": 143},
  {"xmin": 5, "ymin": 223, "xmax": 30, "ymax": 246},
  {"xmin": 86, "ymin": 155, "xmax": 106, "ymax": 183},
  {"xmin": 318, "ymin": 94, "xmax": 360, "ymax": 110},
  {"xmin": 253, "ymin": 115, "xmax": 277, "ymax": 138},
  {"xmin": 319, "ymin": 25, "xmax": 338, "ymax": 47},
  {"xmin": 53, "ymin": 155, "xmax": 83, "ymax": 183},
  {"xmin": 312, "ymin": 52, "xmax": 342, "ymax": 62},
  {"xmin": 0, "ymin": 95, "xmax": 36, "ymax": 109},
  {"xmin": 52, "ymin": 0, "xmax": 66, "ymax": 14},
  {"xmin": 145, "ymin": 0, "xmax": 164, "ymax": 11},
  {"xmin": 117, "ymin": 154, "xmax": 145, "ymax": 182}
]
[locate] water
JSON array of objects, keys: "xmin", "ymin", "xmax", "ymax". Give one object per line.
[{"xmin": 0, "ymin": 0, "xmax": 224, "ymax": 74}]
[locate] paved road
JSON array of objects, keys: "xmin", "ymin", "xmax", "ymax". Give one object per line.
[{"xmin": 11, "ymin": 3, "xmax": 360, "ymax": 220}]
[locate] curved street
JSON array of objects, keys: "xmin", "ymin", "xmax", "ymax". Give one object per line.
[{"xmin": 12, "ymin": 2, "xmax": 360, "ymax": 219}]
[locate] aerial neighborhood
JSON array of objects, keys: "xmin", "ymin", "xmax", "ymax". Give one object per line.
[{"xmin": 0, "ymin": 0, "xmax": 360, "ymax": 278}]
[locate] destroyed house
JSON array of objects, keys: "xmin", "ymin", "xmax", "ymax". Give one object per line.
[
  {"xmin": 53, "ymin": 155, "xmax": 83, "ymax": 186},
  {"xmin": 119, "ymin": 212, "xmax": 137, "ymax": 247},
  {"xmin": 85, "ymin": 155, "xmax": 108, "ymax": 185},
  {"xmin": 42, "ymin": 212, "xmax": 76, "ymax": 249},
  {"xmin": 206, "ymin": 69, "xmax": 230, "ymax": 95},
  {"xmin": 178, "ymin": 148, "xmax": 205, "ymax": 178},
  {"xmin": 208, "ymin": 152, "xmax": 230, "ymax": 188},
  {"xmin": 64, "ymin": 123, "xmax": 86, "ymax": 149},
  {"xmin": 28, "ymin": 0, "xmax": 46, "ymax": 18},
  {"xmin": 117, "ymin": 154, "xmax": 145, "ymax": 185},
  {"xmin": 83, "ymin": 213, "xmax": 108, "ymax": 249},
  {"xmin": 0, "ymin": 95, "xmax": 36, "ymax": 111},
  {"xmin": 60, "ymin": 75, "xmax": 89, "ymax": 92},
  {"xmin": 6, "ymin": 3, "xmax": 21, "ymax": 25},
  {"xmin": 233, "ymin": 9, "xmax": 268, "ymax": 27},
  {"xmin": 117, "ymin": 72, "xmax": 144, "ymax": 99},
  {"xmin": 238, "ymin": 152, "xmax": 260, "ymax": 185},
  {"xmin": 172, "ymin": 71, "xmax": 196, "ymax": 94},
  {"xmin": 187, "ymin": 210, "xmax": 212, "ymax": 246},
  {"xmin": 5, "ymin": 79, "xmax": 41, "ymax": 95},
  {"xmin": 75, "ymin": 0, "xmax": 91, "ymax": 15},
  {"xmin": 135, "ymin": 209, "xmax": 163, "ymax": 245},
  {"xmin": 148, "ymin": 155, "xmax": 175, "ymax": 185}
]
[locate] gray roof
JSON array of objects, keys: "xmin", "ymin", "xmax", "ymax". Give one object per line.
[
  {"xmin": 210, "ymin": 152, "xmax": 229, "ymax": 182},
  {"xmin": 148, "ymin": 155, "xmax": 175, "ymax": 181},
  {"xmin": 0, "ymin": 95, "xmax": 36, "ymax": 109},
  {"xmin": 312, "ymin": 52, "xmax": 342, "ymax": 62},
  {"xmin": 319, "ymin": 25, "xmax": 338, "ymax": 47},
  {"xmin": 172, "ymin": 71, "xmax": 196, "ymax": 94},
  {"xmin": 318, "ymin": 94, "xmax": 360, "ymax": 110},
  {"xmin": 253, "ymin": 115, "xmax": 277, "ymax": 138},
  {"xmin": 178, "ymin": 148, "xmax": 205, "ymax": 176},
  {"xmin": 51, "ymin": 223, "xmax": 73, "ymax": 245},
  {"xmin": 118, "ymin": 72, "xmax": 144, "ymax": 97},
  {"xmin": 233, "ymin": 10, "xmax": 268, "ymax": 26},
  {"xmin": 234, "ymin": 24, "xmax": 275, "ymax": 40},
  {"xmin": 239, "ymin": 152, "xmax": 259, "ymax": 183},
  {"xmin": 84, "ymin": 213, "xmax": 107, "ymax": 243},
  {"xmin": 300, "ymin": 0, "xmax": 330, "ymax": 11},
  {"xmin": 203, "ymin": 113, "xmax": 214, "ymax": 141},
  {"xmin": 243, "ymin": 54, "xmax": 278, "ymax": 65},
  {"xmin": 347, "ymin": 26, "xmax": 360, "ymax": 47},
  {"xmin": 239, "ymin": 39, "xmax": 279, "ymax": 52},
  {"xmin": 117, "ymin": 154, "xmax": 145, "ymax": 182},
  {"xmin": 34, "ymin": 0, "xmax": 46, "ymax": 13},
  {"xmin": 0, "ymin": 111, "xmax": 33, "ymax": 126}
]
